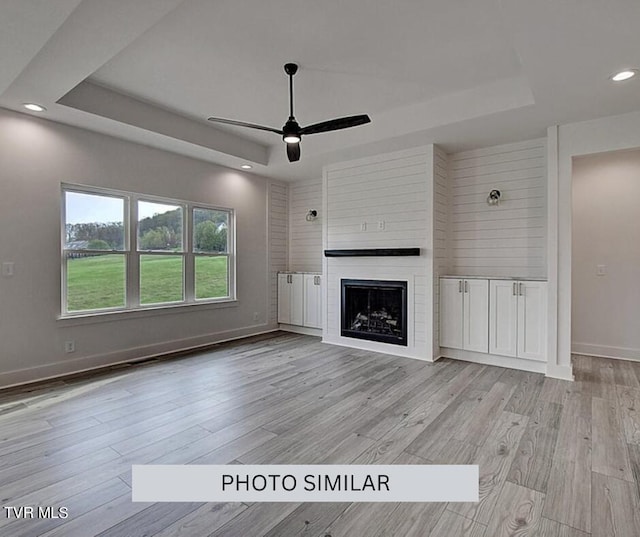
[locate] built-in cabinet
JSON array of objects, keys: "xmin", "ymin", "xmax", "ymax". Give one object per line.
[
  {"xmin": 278, "ymin": 272, "xmax": 322, "ymax": 331},
  {"xmin": 440, "ymin": 276, "xmax": 547, "ymax": 369},
  {"xmin": 278, "ymin": 273, "xmax": 303, "ymax": 325},
  {"xmin": 489, "ymin": 280, "xmax": 547, "ymax": 362},
  {"xmin": 303, "ymin": 274, "xmax": 322, "ymax": 329},
  {"xmin": 439, "ymin": 278, "xmax": 489, "ymax": 352}
]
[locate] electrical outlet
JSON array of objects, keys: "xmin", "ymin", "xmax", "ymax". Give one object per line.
[
  {"xmin": 378, "ymin": 221, "xmax": 385, "ymax": 230},
  {"xmin": 64, "ymin": 340, "xmax": 75, "ymax": 353},
  {"xmin": 597, "ymin": 265, "xmax": 606, "ymax": 276},
  {"xmin": 1, "ymin": 262, "xmax": 14, "ymax": 277},
  {"xmin": 253, "ymin": 312, "xmax": 259, "ymax": 321},
  {"xmin": 360, "ymin": 222, "xmax": 367, "ymax": 231}
]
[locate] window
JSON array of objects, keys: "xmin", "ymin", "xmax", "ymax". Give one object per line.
[
  {"xmin": 193, "ymin": 207, "xmax": 230, "ymax": 300},
  {"xmin": 138, "ymin": 200, "xmax": 185, "ymax": 305},
  {"xmin": 62, "ymin": 185, "xmax": 234, "ymax": 315}
]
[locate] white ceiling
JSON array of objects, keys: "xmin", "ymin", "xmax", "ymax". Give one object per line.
[{"xmin": 2, "ymin": 0, "xmax": 640, "ymax": 181}]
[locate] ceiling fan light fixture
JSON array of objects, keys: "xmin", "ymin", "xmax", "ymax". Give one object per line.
[
  {"xmin": 207, "ymin": 63, "xmax": 370, "ymax": 163},
  {"xmin": 611, "ymin": 69, "xmax": 637, "ymax": 82}
]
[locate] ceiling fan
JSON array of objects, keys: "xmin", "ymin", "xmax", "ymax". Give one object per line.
[{"xmin": 207, "ymin": 63, "xmax": 371, "ymax": 163}]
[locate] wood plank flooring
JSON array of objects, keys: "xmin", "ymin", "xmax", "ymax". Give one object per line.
[{"xmin": 1, "ymin": 333, "xmax": 639, "ymax": 536}]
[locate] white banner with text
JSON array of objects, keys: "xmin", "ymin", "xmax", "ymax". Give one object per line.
[{"xmin": 132, "ymin": 464, "xmax": 479, "ymax": 503}]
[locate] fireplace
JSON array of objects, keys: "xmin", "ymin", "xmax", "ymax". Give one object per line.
[{"xmin": 341, "ymin": 279, "xmax": 408, "ymax": 346}]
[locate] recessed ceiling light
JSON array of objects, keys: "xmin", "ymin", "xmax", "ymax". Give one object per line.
[
  {"xmin": 241, "ymin": 164, "xmax": 253, "ymax": 170},
  {"xmin": 23, "ymin": 103, "xmax": 47, "ymax": 112},
  {"xmin": 610, "ymin": 69, "xmax": 637, "ymax": 82}
]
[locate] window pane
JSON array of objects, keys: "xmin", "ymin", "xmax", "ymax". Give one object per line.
[
  {"xmin": 193, "ymin": 208, "xmax": 229, "ymax": 253},
  {"xmin": 140, "ymin": 255, "xmax": 184, "ymax": 304},
  {"xmin": 138, "ymin": 201, "xmax": 183, "ymax": 251},
  {"xmin": 195, "ymin": 256, "xmax": 229, "ymax": 299},
  {"xmin": 66, "ymin": 253, "xmax": 125, "ymax": 312},
  {"xmin": 64, "ymin": 191, "xmax": 125, "ymax": 250}
]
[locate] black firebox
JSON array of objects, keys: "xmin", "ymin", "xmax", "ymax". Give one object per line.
[{"xmin": 341, "ymin": 279, "xmax": 408, "ymax": 346}]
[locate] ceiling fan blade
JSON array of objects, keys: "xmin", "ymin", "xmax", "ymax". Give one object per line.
[
  {"xmin": 286, "ymin": 142, "xmax": 301, "ymax": 162},
  {"xmin": 300, "ymin": 114, "xmax": 371, "ymax": 135},
  {"xmin": 207, "ymin": 116, "xmax": 283, "ymax": 135}
]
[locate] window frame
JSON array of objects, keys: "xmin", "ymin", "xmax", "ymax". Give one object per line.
[{"xmin": 61, "ymin": 183, "xmax": 236, "ymax": 317}]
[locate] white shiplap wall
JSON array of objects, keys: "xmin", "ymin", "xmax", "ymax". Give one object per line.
[
  {"xmin": 326, "ymin": 153, "xmax": 431, "ymax": 249},
  {"xmin": 268, "ymin": 181, "xmax": 288, "ymax": 324},
  {"xmin": 433, "ymin": 145, "xmax": 449, "ymax": 356},
  {"xmin": 289, "ymin": 178, "xmax": 322, "ymax": 272},
  {"xmin": 323, "ymin": 147, "xmax": 435, "ymax": 360},
  {"xmin": 449, "ymin": 138, "xmax": 547, "ymax": 278}
]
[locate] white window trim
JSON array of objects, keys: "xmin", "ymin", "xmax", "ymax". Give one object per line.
[{"xmin": 60, "ymin": 183, "xmax": 236, "ymax": 318}]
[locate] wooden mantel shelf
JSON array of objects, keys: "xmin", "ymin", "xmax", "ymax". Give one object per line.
[{"xmin": 324, "ymin": 248, "xmax": 420, "ymax": 257}]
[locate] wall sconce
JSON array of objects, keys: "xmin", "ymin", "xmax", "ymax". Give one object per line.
[
  {"xmin": 305, "ymin": 209, "xmax": 318, "ymax": 222},
  {"xmin": 487, "ymin": 189, "xmax": 501, "ymax": 206}
]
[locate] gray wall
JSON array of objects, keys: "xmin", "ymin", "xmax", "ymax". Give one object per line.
[
  {"xmin": 572, "ymin": 148, "xmax": 640, "ymax": 361},
  {"xmin": 0, "ymin": 108, "xmax": 281, "ymax": 386}
]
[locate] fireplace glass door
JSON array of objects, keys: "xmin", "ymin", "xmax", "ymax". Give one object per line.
[{"xmin": 341, "ymin": 279, "xmax": 408, "ymax": 346}]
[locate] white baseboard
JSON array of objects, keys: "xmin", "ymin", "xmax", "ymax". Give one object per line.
[
  {"xmin": 322, "ymin": 336, "xmax": 436, "ymax": 362},
  {"xmin": 278, "ymin": 324, "xmax": 322, "ymax": 337},
  {"xmin": 0, "ymin": 324, "xmax": 279, "ymax": 390},
  {"xmin": 439, "ymin": 347, "xmax": 547, "ymax": 374},
  {"xmin": 545, "ymin": 363, "xmax": 575, "ymax": 381},
  {"xmin": 572, "ymin": 342, "xmax": 640, "ymax": 362}
]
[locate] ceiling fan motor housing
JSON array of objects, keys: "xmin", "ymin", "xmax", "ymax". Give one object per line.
[
  {"xmin": 282, "ymin": 119, "xmax": 301, "ymax": 142},
  {"xmin": 284, "ymin": 63, "xmax": 298, "ymax": 76}
]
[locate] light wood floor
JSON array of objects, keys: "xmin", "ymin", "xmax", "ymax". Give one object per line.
[{"xmin": 1, "ymin": 332, "xmax": 639, "ymax": 536}]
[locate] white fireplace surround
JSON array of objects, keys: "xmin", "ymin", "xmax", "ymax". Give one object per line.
[
  {"xmin": 321, "ymin": 147, "xmax": 437, "ymax": 361},
  {"xmin": 323, "ymin": 263, "xmax": 428, "ymax": 360}
]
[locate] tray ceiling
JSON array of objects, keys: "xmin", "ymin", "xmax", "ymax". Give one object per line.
[{"xmin": 2, "ymin": 0, "xmax": 640, "ymax": 181}]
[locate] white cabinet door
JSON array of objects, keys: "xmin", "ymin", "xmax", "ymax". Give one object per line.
[
  {"xmin": 489, "ymin": 279, "xmax": 547, "ymax": 361},
  {"xmin": 278, "ymin": 273, "xmax": 304, "ymax": 325},
  {"xmin": 289, "ymin": 273, "xmax": 304, "ymax": 326},
  {"xmin": 463, "ymin": 279, "xmax": 489, "ymax": 353},
  {"xmin": 489, "ymin": 280, "xmax": 518, "ymax": 358},
  {"xmin": 517, "ymin": 281, "xmax": 547, "ymax": 361},
  {"xmin": 303, "ymin": 274, "xmax": 322, "ymax": 328},
  {"xmin": 277, "ymin": 273, "xmax": 291, "ymax": 324},
  {"xmin": 439, "ymin": 278, "xmax": 464, "ymax": 349}
]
